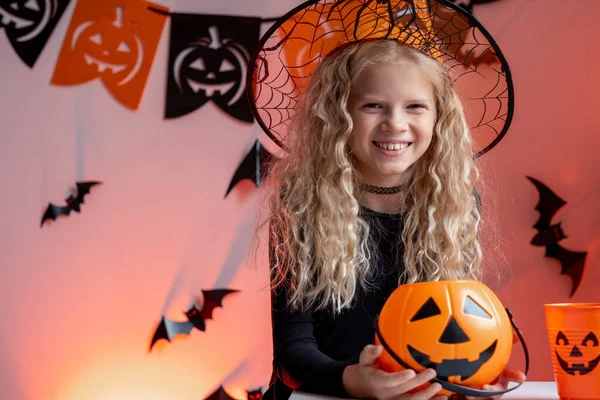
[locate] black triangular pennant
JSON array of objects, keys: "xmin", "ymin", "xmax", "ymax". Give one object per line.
[
  {"xmin": 165, "ymin": 13, "xmax": 260, "ymax": 122},
  {"xmin": 0, "ymin": 0, "xmax": 72, "ymax": 68}
]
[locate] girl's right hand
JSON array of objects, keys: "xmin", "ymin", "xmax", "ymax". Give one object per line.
[{"xmin": 342, "ymin": 344, "xmax": 446, "ymax": 400}]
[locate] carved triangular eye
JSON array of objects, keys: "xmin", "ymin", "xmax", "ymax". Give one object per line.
[
  {"xmin": 25, "ymin": 0, "xmax": 39, "ymax": 11},
  {"xmin": 463, "ymin": 296, "xmax": 491, "ymax": 318},
  {"xmin": 190, "ymin": 57, "xmax": 206, "ymax": 71},
  {"xmin": 556, "ymin": 331, "xmax": 569, "ymax": 345},
  {"xmin": 411, "ymin": 297, "xmax": 441, "ymax": 321},
  {"xmin": 90, "ymin": 33, "xmax": 102, "ymax": 45},
  {"xmin": 117, "ymin": 41, "xmax": 130, "ymax": 52},
  {"xmin": 219, "ymin": 58, "xmax": 235, "ymax": 72},
  {"xmin": 582, "ymin": 332, "xmax": 599, "ymax": 347}
]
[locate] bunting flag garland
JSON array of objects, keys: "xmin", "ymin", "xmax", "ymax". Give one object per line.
[
  {"xmin": 50, "ymin": 0, "xmax": 169, "ymax": 110},
  {"xmin": 3, "ymin": 1, "xmax": 273, "ymax": 118},
  {"xmin": 0, "ymin": 0, "xmax": 72, "ymax": 68},
  {"xmin": 165, "ymin": 13, "xmax": 261, "ymax": 122}
]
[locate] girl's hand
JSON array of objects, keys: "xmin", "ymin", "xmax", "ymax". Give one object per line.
[
  {"xmin": 451, "ymin": 331, "xmax": 526, "ymax": 400},
  {"xmin": 458, "ymin": 368, "xmax": 526, "ymax": 400},
  {"xmin": 343, "ymin": 344, "xmax": 446, "ymax": 400}
]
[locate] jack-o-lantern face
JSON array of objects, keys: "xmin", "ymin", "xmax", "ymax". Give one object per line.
[
  {"xmin": 165, "ymin": 18, "xmax": 259, "ymax": 122},
  {"xmin": 406, "ymin": 296, "xmax": 498, "ymax": 381},
  {"xmin": 555, "ymin": 331, "xmax": 600, "ymax": 375},
  {"xmin": 0, "ymin": 0, "xmax": 50, "ymax": 37},
  {"xmin": 376, "ymin": 281, "xmax": 513, "ymax": 390},
  {"xmin": 1, "ymin": 0, "xmax": 72, "ymax": 68},
  {"xmin": 174, "ymin": 25, "xmax": 247, "ymax": 106},
  {"xmin": 178, "ymin": 45, "xmax": 241, "ymax": 99},
  {"xmin": 71, "ymin": 7, "xmax": 142, "ymax": 85}
]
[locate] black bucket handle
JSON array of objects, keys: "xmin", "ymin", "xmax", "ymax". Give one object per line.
[{"xmin": 374, "ymin": 308, "xmax": 529, "ymax": 397}]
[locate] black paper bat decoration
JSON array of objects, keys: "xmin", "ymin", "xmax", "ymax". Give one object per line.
[
  {"xmin": 149, "ymin": 289, "xmax": 239, "ymax": 350},
  {"xmin": 203, "ymin": 386, "xmax": 263, "ymax": 400},
  {"xmin": 225, "ymin": 140, "xmax": 274, "ymax": 197},
  {"xmin": 41, "ymin": 180, "xmax": 103, "ymax": 227},
  {"xmin": 527, "ymin": 176, "xmax": 587, "ymax": 297},
  {"xmin": 205, "ymin": 386, "xmax": 236, "ymax": 400}
]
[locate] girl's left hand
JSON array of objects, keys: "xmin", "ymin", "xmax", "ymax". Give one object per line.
[
  {"xmin": 472, "ymin": 367, "xmax": 526, "ymax": 399},
  {"xmin": 444, "ymin": 367, "xmax": 526, "ymax": 400},
  {"xmin": 451, "ymin": 329, "xmax": 527, "ymax": 400}
]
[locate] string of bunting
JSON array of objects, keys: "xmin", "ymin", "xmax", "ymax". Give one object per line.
[{"xmin": 2, "ymin": 0, "xmax": 282, "ymax": 119}]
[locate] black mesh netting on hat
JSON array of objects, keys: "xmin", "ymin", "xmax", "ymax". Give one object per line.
[{"xmin": 248, "ymin": 0, "xmax": 513, "ymax": 158}]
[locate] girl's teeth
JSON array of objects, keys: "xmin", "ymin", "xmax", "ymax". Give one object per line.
[{"xmin": 376, "ymin": 142, "xmax": 408, "ymax": 150}]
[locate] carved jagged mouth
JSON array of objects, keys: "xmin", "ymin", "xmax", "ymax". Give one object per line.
[
  {"xmin": 187, "ymin": 78, "xmax": 236, "ymax": 97},
  {"xmin": 84, "ymin": 54, "xmax": 127, "ymax": 74},
  {"xmin": 0, "ymin": 8, "xmax": 35, "ymax": 29},
  {"xmin": 556, "ymin": 350, "xmax": 600, "ymax": 375},
  {"xmin": 408, "ymin": 340, "xmax": 497, "ymax": 381}
]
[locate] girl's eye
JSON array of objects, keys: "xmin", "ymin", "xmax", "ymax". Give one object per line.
[
  {"xmin": 363, "ymin": 103, "xmax": 382, "ymax": 109},
  {"xmin": 408, "ymin": 104, "xmax": 426, "ymax": 109}
]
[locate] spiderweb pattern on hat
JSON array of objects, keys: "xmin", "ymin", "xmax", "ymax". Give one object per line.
[{"xmin": 249, "ymin": 0, "xmax": 513, "ymax": 158}]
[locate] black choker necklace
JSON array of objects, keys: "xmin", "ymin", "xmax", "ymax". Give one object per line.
[{"xmin": 360, "ymin": 183, "xmax": 403, "ymax": 195}]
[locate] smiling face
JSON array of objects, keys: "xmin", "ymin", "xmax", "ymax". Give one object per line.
[
  {"xmin": 348, "ymin": 60, "xmax": 436, "ymax": 187},
  {"xmin": 555, "ymin": 330, "xmax": 600, "ymax": 375},
  {"xmin": 406, "ymin": 295, "xmax": 498, "ymax": 382},
  {"xmin": 77, "ymin": 19, "xmax": 140, "ymax": 81},
  {"xmin": 376, "ymin": 281, "xmax": 513, "ymax": 390},
  {"xmin": 0, "ymin": 0, "xmax": 47, "ymax": 31},
  {"xmin": 181, "ymin": 46, "xmax": 242, "ymax": 98}
]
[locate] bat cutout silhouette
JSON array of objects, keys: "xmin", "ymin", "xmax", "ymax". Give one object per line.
[
  {"xmin": 149, "ymin": 289, "xmax": 239, "ymax": 350},
  {"xmin": 205, "ymin": 386, "xmax": 236, "ymax": 400},
  {"xmin": 41, "ymin": 181, "xmax": 103, "ymax": 227},
  {"xmin": 527, "ymin": 176, "xmax": 587, "ymax": 297},
  {"xmin": 225, "ymin": 140, "xmax": 274, "ymax": 197},
  {"xmin": 203, "ymin": 386, "xmax": 263, "ymax": 400}
]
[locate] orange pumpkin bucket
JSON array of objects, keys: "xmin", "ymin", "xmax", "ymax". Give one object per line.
[
  {"xmin": 375, "ymin": 280, "xmax": 528, "ymax": 397},
  {"xmin": 544, "ymin": 303, "xmax": 600, "ymax": 399}
]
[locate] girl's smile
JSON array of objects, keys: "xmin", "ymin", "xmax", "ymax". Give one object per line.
[{"xmin": 349, "ymin": 60, "xmax": 436, "ymax": 187}]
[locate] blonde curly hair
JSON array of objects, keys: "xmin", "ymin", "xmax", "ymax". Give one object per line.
[{"xmin": 264, "ymin": 39, "xmax": 482, "ymax": 315}]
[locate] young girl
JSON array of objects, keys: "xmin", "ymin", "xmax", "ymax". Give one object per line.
[{"xmin": 249, "ymin": 2, "xmax": 525, "ymax": 400}]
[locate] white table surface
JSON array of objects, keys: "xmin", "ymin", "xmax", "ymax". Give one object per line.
[
  {"xmin": 291, "ymin": 382, "xmax": 559, "ymax": 400},
  {"xmin": 502, "ymin": 382, "xmax": 558, "ymax": 399}
]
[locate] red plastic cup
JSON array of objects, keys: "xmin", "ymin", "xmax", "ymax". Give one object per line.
[{"xmin": 544, "ymin": 303, "xmax": 600, "ymax": 399}]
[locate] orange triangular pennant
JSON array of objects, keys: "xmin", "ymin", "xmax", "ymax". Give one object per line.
[{"xmin": 51, "ymin": 0, "xmax": 168, "ymax": 110}]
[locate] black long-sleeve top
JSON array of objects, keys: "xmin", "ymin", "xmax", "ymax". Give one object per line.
[{"xmin": 267, "ymin": 206, "xmax": 406, "ymax": 399}]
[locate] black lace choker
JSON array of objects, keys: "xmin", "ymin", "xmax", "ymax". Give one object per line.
[{"xmin": 360, "ymin": 183, "xmax": 403, "ymax": 195}]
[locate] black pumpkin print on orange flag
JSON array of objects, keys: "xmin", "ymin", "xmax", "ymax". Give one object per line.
[
  {"xmin": 165, "ymin": 14, "xmax": 261, "ymax": 123},
  {"xmin": 554, "ymin": 330, "xmax": 600, "ymax": 376},
  {"xmin": 50, "ymin": 0, "xmax": 169, "ymax": 110},
  {"xmin": 0, "ymin": 0, "xmax": 72, "ymax": 68}
]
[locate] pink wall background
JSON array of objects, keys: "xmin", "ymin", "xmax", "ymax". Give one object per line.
[{"xmin": 0, "ymin": 0, "xmax": 598, "ymax": 399}]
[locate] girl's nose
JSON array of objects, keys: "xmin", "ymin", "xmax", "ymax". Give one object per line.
[{"xmin": 382, "ymin": 111, "xmax": 408, "ymax": 132}]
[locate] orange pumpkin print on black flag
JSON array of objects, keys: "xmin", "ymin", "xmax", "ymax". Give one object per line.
[{"xmin": 50, "ymin": 0, "xmax": 168, "ymax": 110}]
